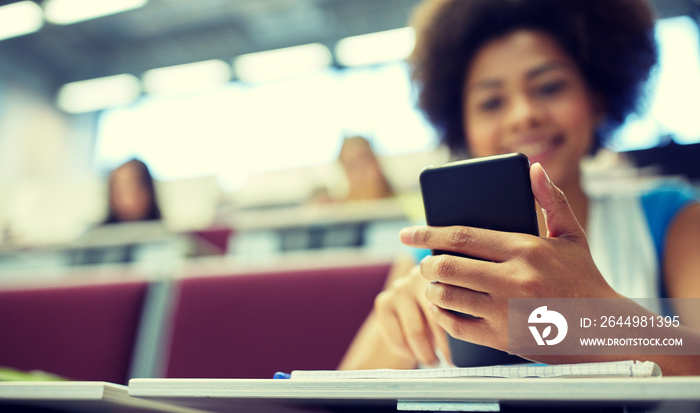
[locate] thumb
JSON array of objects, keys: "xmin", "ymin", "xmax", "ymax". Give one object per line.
[{"xmin": 530, "ymin": 162, "xmax": 585, "ymax": 241}]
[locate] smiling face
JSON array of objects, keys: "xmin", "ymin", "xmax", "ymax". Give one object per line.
[{"xmin": 463, "ymin": 30, "xmax": 602, "ymax": 188}]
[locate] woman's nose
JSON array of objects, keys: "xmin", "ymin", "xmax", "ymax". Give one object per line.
[{"xmin": 505, "ymin": 95, "xmax": 546, "ymax": 133}]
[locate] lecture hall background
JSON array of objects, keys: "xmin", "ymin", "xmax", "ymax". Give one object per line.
[{"xmin": 0, "ymin": 0, "xmax": 699, "ymax": 384}]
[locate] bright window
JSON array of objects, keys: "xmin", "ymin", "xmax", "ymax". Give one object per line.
[
  {"xmin": 95, "ymin": 63, "xmax": 438, "ymax": 190},
  {"xmin": 610, "ymin": 16, "xmax": 700, "ymax": 151}
]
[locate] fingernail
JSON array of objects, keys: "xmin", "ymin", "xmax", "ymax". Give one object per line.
[
  {"xmin": 539, "ymin": 163, "xmax": 553, "ymax": 187},
  {"xmin": 399, "ymin": 227, "xmax": 415, "ymax": 244},
  {"xmin": 399, "ymin": 227, "xmax": 410, "ymax": 237}
]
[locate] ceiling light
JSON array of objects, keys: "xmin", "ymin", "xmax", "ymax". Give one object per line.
[
  {"xmin": 0, "ymin": 1, "xmax": 43, "ymax": 41},
  {"xmin": 57, "ymin": 74, "xmax": 141, "ymax": 113},
  {"xmin": 44, "ymin": 0, "xmax": 148, "ymax": 25},
  {"xmin": 143, "ymin": 60, "xmax": 231, "ymax": 96},
  {"xmin": 336, "ymin": 27, "xmax": 415, "ymax": 67},
  {"xmin": 234, "ymin": 43, "xmax": 332, "ymax": 83}
]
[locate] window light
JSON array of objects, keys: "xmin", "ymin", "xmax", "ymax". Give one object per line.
[
  {"xmin": 143, "ymin": 60, "xmax": 231, "ymax": 96},
  {"xmin": 234, "ymin": 43, "xmax": 332, "ymax": 83},
  {"xmin": 57, "ymin": 74, "xmax": 141, "ymax": 113},
  {"xmin": 336, "ymin": 27, "xmax": 415, "ymax": 67},
  {"xmin": 0, "ymin": 1, "xmax": 43, "ymax": 41},
  {"xmin": 44, "ymin": 0, "xmax": 148, "ymax": 25}
]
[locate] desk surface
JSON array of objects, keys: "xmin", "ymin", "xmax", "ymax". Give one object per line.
[
  {"xmin": 129, "ymin": 377, "xmax": 700, "ymax": 413},
  {"xmin": 229, "ymin": 198, "xmax": 409, "ymax": 231},
  {"xmin": 0, "ymin": 381, "xmax": 207, "ymax": 413},
  {"xmin": 2, "ymin": 378, "xmax": 699, "ymax": 413}
]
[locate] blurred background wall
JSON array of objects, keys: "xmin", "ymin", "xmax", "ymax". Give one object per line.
[{"xmin": 0, "ymin": 0, "xmax": 697, "ymax": 251}]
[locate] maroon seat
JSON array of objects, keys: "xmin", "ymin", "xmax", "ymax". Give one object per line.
[
  {"xmin": 189, "ymin": 226, "xmax": 234, "ymax": 255},
  {"xmin": 0, "ymin": 281, "xmax": 148, "ymax": 384},
  {"xmin": 165, "ymin": 263, "xmax": 390, "ymax": 379}
]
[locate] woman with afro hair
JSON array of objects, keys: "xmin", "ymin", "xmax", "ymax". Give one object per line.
[{"xmin": 340, "ymin": 0, "xmax": 700, "ymax": 375}]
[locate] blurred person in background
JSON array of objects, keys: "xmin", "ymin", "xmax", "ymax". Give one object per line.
[
  {"xmin": 339, "ymin": 0, "xmax": 700, "ymax": 375},
  {"xmin": 339, "ymin": 136, "xmax": 395, "ymax": 202},
  {"xmin": 307, "ymin": 136, "xmax": 395, "ymax": 204},
  {"xmin": 70, "ymin": 158, "xmax": 163, "ymax": 265},
  {"xmin": 104, "ymin": 158, "xmax": 161, "ymax": 224}
]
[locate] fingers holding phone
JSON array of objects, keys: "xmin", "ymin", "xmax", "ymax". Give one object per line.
[
  {"xmin": 374, "ymin": 264, "xmax": 451, "ymax": 367},
  {"xmin": 407, "ymin": 157, "xmax": 617, "ymax": 355},
  {"xmin": 417, "ymin": 153, "xmax": 537, "ymax": 366}
]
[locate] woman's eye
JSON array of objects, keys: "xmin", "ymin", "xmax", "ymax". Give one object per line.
[
  {"xmin": 479, "ymin": 97, "xmax": 502, "ymax": 112},
  {"xmin": 536, "ymin": 81, "xmax": 567, "ymax": 97}
]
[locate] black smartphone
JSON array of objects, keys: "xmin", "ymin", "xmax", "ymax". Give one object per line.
[{"xmin": 419, "ymin": 152, "xmax": 538, "ymax": 367}]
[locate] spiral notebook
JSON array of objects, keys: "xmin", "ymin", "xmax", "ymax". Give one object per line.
[{"xmin": 289, "ymin": 360, "xmax": 661, "ymax": 380}]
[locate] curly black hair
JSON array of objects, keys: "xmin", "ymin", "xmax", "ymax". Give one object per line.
[{"xmin": 409, "ymin": 0, "xmax": 658, "ymax": 156}]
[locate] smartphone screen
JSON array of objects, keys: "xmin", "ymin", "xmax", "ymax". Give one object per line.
[
  {"xmin": 419, "ymin": 152, "xmax": 538, "ymax": 367},
  {"xmin": 420, "ymin": 152, "xmax": 538, "ymax": 241}
]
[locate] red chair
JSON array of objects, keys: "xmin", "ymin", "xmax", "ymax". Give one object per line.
[
  {"xmin": 0, "ymin": 281, "xmax": 148, "ymax": 384},
  {"xmin": 189, "ymin": 226, "xmax": 234, "ymax": 255},
  {"xmin": 164, "ymin": 263, "xmax": 390, "ymax": 379}
]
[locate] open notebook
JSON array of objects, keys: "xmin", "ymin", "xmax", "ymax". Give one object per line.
[{"xmin": 289, "ymin": 360, "xmax": 661, "ymax": 380}]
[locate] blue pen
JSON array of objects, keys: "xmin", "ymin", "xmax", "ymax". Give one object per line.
[{"xmin": 273, "ymin": 371, "xmax": 291, "ymax": 379}]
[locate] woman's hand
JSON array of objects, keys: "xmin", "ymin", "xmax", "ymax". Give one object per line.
[
  {"xmin": 374, "ymin": 263, "xmax": 451, "ymax": 366},
  {"xmin": 399, "ymin": 163, "xmax": 619, "ymax": 353}
]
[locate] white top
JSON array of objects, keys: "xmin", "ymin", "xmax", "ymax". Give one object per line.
[{"xmin": 587, "ymin": 191, "xmax": 661, "ymax": 313}]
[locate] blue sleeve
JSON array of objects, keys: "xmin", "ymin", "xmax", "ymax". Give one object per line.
[
  {"xmin": 641, "ymin": 183, "xmax": 699, "ymax": 268},
  {"xmin": 411, "ymin": 247, "xmax": 432, "ymax": 263}
]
